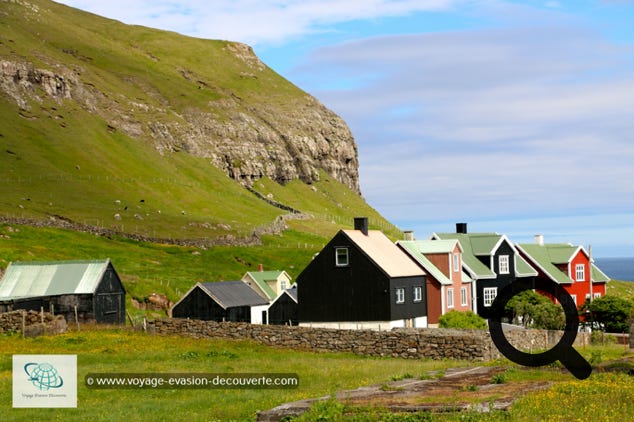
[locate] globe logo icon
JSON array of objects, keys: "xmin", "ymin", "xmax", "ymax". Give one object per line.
[{"xmin": 24, "ymin": 362, "xmax": 64, "ymax": 391}]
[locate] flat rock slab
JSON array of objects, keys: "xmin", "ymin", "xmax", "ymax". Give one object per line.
[{"xmin": 257, "ymin": 366, "xmax": 552, "ymax": 421}]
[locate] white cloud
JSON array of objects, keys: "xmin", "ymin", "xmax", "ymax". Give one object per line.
[{"xmin": 56, "ymin": 0, "xmax": 459, "ymax": 45}]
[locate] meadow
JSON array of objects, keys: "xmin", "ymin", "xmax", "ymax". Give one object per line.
[{"xmin": 1, "ymin": 326, "xmax": 633, "ymax": 421}]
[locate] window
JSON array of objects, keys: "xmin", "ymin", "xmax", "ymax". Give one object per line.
[
  {"xmin": 460, "ymin": 287, "xmax": 468, "ymax": 306},
  {"xmin": 498, "ymin": 255, "xmax": 510, "ymax": 274},
  {"xmin": 396, "ymin": 288, "xmax": 405, "ymax": 304},
  {"xmin": 571, "ymin": 294, "xmax": 577, "ymax": 305},
  {"xmin": 335, "ymin": 247, "xmax": 349, "ymax": 266},
  {"xmin": 413, "ymin": 286, "xmax": 422, "ymax": 303},
  {"xmin": 575, "ymin": 264, "xmax": 585, "ymax": 281},
  {"xmin": 280, "ymin": 281, "xmax": 287, "ymax": 290},
  {"xmin": 453, "ymin": 253, "xmax": 460, "ymax": 272},
  {"xmin": 447, "ymin": 288, "xmax": 454, "ymax": 308},
  {"xmin": 593, "ymin": 292, "xmax": 601, "ymax": 299},
  {"xmin": 483, "ymin": 287, "xmax": 497, "ymax": 307}
]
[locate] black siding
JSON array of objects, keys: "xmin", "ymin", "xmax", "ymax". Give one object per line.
[
  {"xmin": 172, "ymin": 286, "xmax": 252, "ymax": 322},
  {"xmin": 298, "ymin": 231, "xmax": 426, "ymax": 323},
  {"xmin": 268, "ymin": 293, "xmax": 298, "ymax": 325}
]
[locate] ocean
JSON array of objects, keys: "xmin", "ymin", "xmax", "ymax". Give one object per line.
[{"xmin": 594, "ymin": 257, "xmax": 634, "ymax": 282}]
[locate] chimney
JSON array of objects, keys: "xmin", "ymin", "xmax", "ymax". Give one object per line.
[
  {"xmin": 456, "ymin": 223, "xmax": 467, "ymax": 234},
  {"xmin": 534, "ymin": 234, "xmax": 544, "ymax": 246},
  {"xmin": 258, "ymin": 263, "xmax": 264, "ymax": 272},
  {"xmin": 354, "ymin": 217, "xmax": 369, "ymax": 236},
  {"xmin": 403, "ymin": 230, "xmax": 414, "ymax": 241}
]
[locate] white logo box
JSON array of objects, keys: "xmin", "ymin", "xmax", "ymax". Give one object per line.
[{"xmin": 13, "ymin": 354, "xmax": 77, "ymax": 408}]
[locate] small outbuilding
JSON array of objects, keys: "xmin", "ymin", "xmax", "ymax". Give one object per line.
[
  {"xmin": 171, "ymin": 281, "xmax": 269, "ymax": 323},
  {"xmin": 0, "ymin": 259, "xmax": 126, "ymax": 324},
  {"xmin": 266, "ymin": 286, "xmax": 298, "ymax": 325}
]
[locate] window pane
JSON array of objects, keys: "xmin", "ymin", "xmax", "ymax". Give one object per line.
[{"xmin": 335, "ymin": 248, "xmax": 348, "ymax": 266}]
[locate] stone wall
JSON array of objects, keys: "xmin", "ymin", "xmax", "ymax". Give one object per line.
[
  {"xmin": 0, "ymin": 310, "xmax": 68, "ymax": 337},
  {"xmin": 147, "ymin": 318, "xmax": 584, "ymax": 361}
]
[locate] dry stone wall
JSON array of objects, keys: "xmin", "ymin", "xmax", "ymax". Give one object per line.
[
  {"xmin": 147, "ymin": 319, "xmax": 586, "ymax": 361},
  {"xmin": 0, "ymin": 310, "xmax": 68, "ymax": 337}
]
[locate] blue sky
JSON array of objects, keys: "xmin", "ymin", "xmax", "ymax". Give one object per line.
[{"xmin": 55, "ymin": 0, "xmax": 634, "ymax": 257}]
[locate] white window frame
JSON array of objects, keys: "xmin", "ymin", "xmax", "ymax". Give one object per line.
[
  {"xmin": 396, "ymin": 288, "xmax": 405, "ymax": 304},
  {"xmin": 571, "ymin": 294, "xmax": 577, "ymax": 306},
  {"xmin": 280, "ymin": 281, "xmax": 287, "ymax": 291},
  {"xmin": 593, "ymin": 292, "xmax": 601, "ymax": 299},
  {"xmin": 413, "ymin": 286, "xmax": 422, "ymax": 303},
  {"xmin": 447, "ymin": 288, "xmax": 454, "ymax": 308},
  {"xmin": 575, "ymin": 264, "xmax": 585, "ymax": 281},
  {"xmin": 460, "ymin": 287, "xmax": 468, "ymax": 307},
  {"xmin": 453, "ymin": 253, "xmax": 460, "ymax": 272},
  {"xmin": 335, "ymin": 247, "xmax": 349, "ymax": 267},
  {"xmin": 483, "ymin": 287, "xmax": 497, "ymax": 307},
  {"xmin": 498, "ymin": 255, "xmax": 510, "ymax": 274}
]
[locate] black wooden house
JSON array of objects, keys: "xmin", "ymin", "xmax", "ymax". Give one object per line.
[
  {"xmin": 297, "ymin": 218, "xmax": 427, "ymax": 329},
  {"xmin": 0, "ymin": 259, "xmax": 126, "ymax": 324}
]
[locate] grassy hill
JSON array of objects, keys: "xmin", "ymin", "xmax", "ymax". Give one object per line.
[{"xmin": 0, "ymin": 0, "xmax": 402, "ymax": 309}]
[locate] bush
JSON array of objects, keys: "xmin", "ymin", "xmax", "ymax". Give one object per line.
[{"xmin": 438, "ymin": 310, "xmax": 487, "ymax": 329}]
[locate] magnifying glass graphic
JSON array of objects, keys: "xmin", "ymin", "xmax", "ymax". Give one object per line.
[{"xmin": 488, "ymin": 278, "xmax": 592, "ymax": 380}]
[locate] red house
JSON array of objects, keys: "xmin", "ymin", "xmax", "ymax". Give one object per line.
[
  {"xmin": 516, "ymin": 235, "xmax": 610, "ymax": 307},
  {"xmin": 398, "ymin": 238, "xmax": 473, "ymax": 327}
]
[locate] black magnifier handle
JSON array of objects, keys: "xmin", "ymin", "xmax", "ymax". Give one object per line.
[{"xmin": 557, "ymin": 346, "xmax": 592, "ymax": 380}]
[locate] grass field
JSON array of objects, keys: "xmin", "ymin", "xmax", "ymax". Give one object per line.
[{"xmin": 1, "ymin": 326, "xmax": 633, "ymax": 421}]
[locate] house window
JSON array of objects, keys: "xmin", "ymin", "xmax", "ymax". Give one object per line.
[
  {"xmin": 280, "ymin": 281, "xmax": 287, "ymax": 290},
  {"xmin": 396, "ymin": 288, "xmax": 405, "ymax": 304},
  {"xmin": 585, "ymin": 294, "xmax": 591, "ymax": 304},
  {"xmin": 453, "ymin": 253, "xmax": 460, "ymax": 272},
  {"xmin": 483, "ymin": 287, "xmax": 497, "ymax": 307},
  {"xmin": 413, "ymin": 286, "xmax": 422, "ymax": 303},
  {"xmin": 575, "ymin": 264, "xmax": 585, "ymax": 281},
  {"xmin": 498, "ymin": 255, "xmax": 510, "ymax": 274},
  {"xmin": 460, "ymin": 287, "xmax": 468, "ymax": 307},
  {"xmin": 447, "ymin": 288, "xmax": 454, "ymax": 308},
  {"xmin": 593, "ymin": 292, "xmax": 601, "ymax": 299},
  {"xmin": 335, "ymin": 247, "xmax": 349, "ymax": 266},
  {"xmin": 571, "ymin": 294, "xmax": 577, "ymax": 306}
]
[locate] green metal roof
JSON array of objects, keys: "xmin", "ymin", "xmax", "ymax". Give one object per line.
[
  {"xmin": 432, "ymin": 233, "xmax": 495, "ymax": 279},
  {"xmin": 0, "ymin": 259, "xmax": 112, "ymax": 300},
  {"xmin": 397, "ymin": 241, "xmax": 453, "ymax": 285},
  {"xmin": 434, "ymin": 232, "xmax": 536, "ymax": 278},
  {"xmin": 243, "ymin": 270, "xmax": 287, "ymax": 300},
  {"xmin": 517, "ymin": 243, "xmax": 573, "ymax": 284}
]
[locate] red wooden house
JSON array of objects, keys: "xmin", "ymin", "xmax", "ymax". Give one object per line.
[
  {"xmin": 398, "ymin": 238, "xmax": 473, "ymax": 326},
  {"xmin": 516, "ymin": 235, "xmax": 610, "ymax": 307}
]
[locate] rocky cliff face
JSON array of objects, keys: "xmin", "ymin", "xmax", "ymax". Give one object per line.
[{"xmin": 0, "ymin": 45, "xmax": 360, "ymax": 193}]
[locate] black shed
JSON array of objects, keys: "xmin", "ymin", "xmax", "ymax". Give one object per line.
[
  {"xmin": 0, "ymin": 259, "xmax": 126, "ymax": 324},
  {"xmin": 267, "ymin": 286, "xmax": 298, "ymax": 325},
  {"xmin": 171, "ymin": 281, "xmax": 269, "ymax": 323}
]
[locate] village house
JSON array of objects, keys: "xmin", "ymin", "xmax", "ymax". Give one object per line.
[
  {"xmin": 432, "ymin": 223, "xmax": 536, "ymax": 318},
  {"xmin": 241, "ymin": 267, "xmax": 293, "ymax": 301},
  {"xmin": 516, "ymin": 235, "xmax": 609, "ymax": 307},
  {"xmin": 398, "ymin": 236, "xmax": 473, "ymax": 327},
  {"xmin": 297, "ymin": 217, "xmax": 428, "ymax": 330},
  {"xmin": 171, "ymin": 281, "xmax": 269, "ymax": 324},
  {"xmin": 0, "ymin": 259, "xmax": 126, "ymax": 324}
]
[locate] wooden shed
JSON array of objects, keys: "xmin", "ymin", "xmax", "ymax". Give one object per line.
[
  {"xmin": 267, "ymin": 286, "xmax": 298, "ymax": 325},
  {"xmin": 0, "ymin": 259, "xmax": 126, "ymax": 324},
  {"xmin": 171, "ymin": 281, "xmax": 269, "ymax": 323}
]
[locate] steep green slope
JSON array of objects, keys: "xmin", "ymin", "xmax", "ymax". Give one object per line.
[{"xmin": 0, "ymin": 0, "xmax": 395, "ymax": 244}]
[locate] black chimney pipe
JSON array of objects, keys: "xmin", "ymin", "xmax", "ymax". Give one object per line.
[
  {"xmin": 456, "ymin": 222, "xmax": 467, "ymax": 234},
  {"xmin": 354, "ymin": 217, "xmax": 369, "ymax": 236}
]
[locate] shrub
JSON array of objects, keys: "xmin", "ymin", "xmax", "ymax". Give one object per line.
[{"xmin": 438, "ymin": 310, "xmax": 487, "ymax": 329}]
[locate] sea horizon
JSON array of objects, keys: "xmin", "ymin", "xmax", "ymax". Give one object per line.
[{"xmin": 594, "ymin": 257, "xmax": 634, "ymax": 282}]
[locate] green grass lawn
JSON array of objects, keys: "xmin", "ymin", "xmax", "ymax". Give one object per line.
[{"xmin": 0, "ymin": 327, "xmax": 471, "ymax": 421}]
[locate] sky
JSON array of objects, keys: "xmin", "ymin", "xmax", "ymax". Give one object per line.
[{"xmin": 54, "ymin": 0, "xmax": 634, "ymax": 258}]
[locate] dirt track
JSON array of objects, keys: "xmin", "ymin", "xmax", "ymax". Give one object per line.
[{"xmin": 257, "ymin": 366, "xmax": 553, "ymax": 421}]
